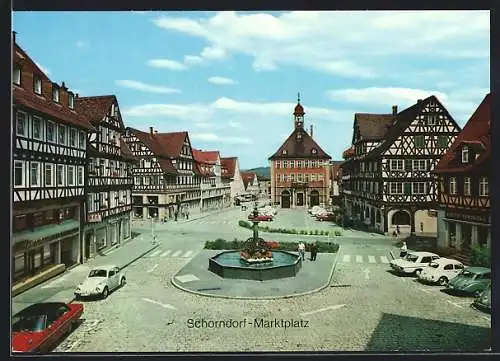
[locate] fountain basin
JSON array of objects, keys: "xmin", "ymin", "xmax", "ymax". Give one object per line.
[{"xmin": 209, "ymin": 250, "xmax": 302, "ymax": 281}]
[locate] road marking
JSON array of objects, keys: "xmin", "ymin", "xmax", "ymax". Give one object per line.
[
  {"xmin": 182, "ymin": 250, "xmax": 194, "ymax": 258},
  {"xmin": 149, "ymin": 250, "xmax": 162, "ymax": 257},
  {"xmin": 368, "ymin": 256, "xmax": 376, "ymax": 263},
  {"xmin": 447, "ymin": 300, "xmax": 464, "ymax": 309},
  {"xmin": 380, "ymin": 256, "xmax": 389, "ymax": 264},
  {"xmin": 147, "ymin": 264, "xmax": 159, "ymax": 273},
  {"xmin": 343, "ymin": 255, "xmax": 351, "ymax": 263},
  {"xmin": 300, "ymin": 304, "xmax": 346, "ymax": 317},
  {"xmin": 142, "ymin": 298, "xmax": 177, "ymax": 310},
  {"xmin": 356, "ymin": 255, "xmax": 363, "ymax": 263},
  {"xmin": 160, "ymin": 250, "xmax": 172, "ymax": 257},
  {"xmin": 172, "ymin": 250, "xmax": 183, "ymax": 257}
]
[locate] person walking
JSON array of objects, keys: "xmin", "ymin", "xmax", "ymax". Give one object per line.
[
  {"xmin": 310, "ymin": 241, "xmax": 318, "ymax": 261},
  {"xmin": 298, "ymin": 242, "xmax": 305, "ymax": 261},
  {"xmin": 396, "ymin": 225, "xmax": 400, "ymax": 235},
  {"xmin": 400, "ymin": 241, "xmax": 408, "ymax": 258},
  {"xmin": 186, "ymin": 210, "xmax": 190, "ymax": 220}
]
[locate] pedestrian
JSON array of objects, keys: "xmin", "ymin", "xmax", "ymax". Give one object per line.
[
  {"xmin": 420, "ymin": 222, "xmax": 424, "ymax": 233},
  {"xmin": 298, "ymin": 241, "xmax": 305, "ymax": 261},
  {"xmin": 400, "ymin": 241, "xmax": 408, "ymax": 258},
  {"xmin": 186, "ymin": 210, "xmax": 190, "ymax": 220},
  {"xmin": 175, "ymin": 211, "xmax": 178, "ymax": 221},
  {"xmin": 392, "ymin": 230, "xmax": 397, "ymax": 237},
  {"xmin": 152, "ymin": 235, "xmax": 157, "ymax": 244},
  {"xmin": 310, "ymin": 241, "xmax": 318, "ymax": 261},
  {"xmin": 396, "ymin": 225, "xmax": 400, "ymax": 235}
]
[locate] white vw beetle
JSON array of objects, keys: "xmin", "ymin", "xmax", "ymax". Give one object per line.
[
  {"xmin": 75, "ymin": 265, "xmax": 126, "ymax": 299},
  {"xmin": 390, "ymin": 251, "xmax": 440, "ymax": 276},
  {"xmin": 418, "ymin": 258, "xmax": 465, "ymax": 286}
]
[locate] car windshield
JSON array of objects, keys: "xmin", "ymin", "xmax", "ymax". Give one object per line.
[
  {"xmin": 459, "ymin": 270, "xmax": 475, "ymax": 278},
  {"xmin": 428, "ymin": 262, "xmax": 439, "ymax": 268},
  {"xmin": 88, "ymin": 269, "xmax": 107, "ymax": 277},
  {"xmin": 12, "ymin": 314, "xmax": 46, "ymax": 332},
  {"xmin": 405, "ymin": 254, "xmax": 419, "ymax": 262}
]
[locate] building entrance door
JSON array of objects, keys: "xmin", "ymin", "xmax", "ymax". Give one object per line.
[
  {"xmin": 281, "ymin": 190, "xmax": 291, "ymax": 208},
  {"xmin": 297, "ymin": 192, "xmax": 304, "ymax": 206}
]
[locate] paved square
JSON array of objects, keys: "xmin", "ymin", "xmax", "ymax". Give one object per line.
[{"xmin": 175, "ymin": 274, "xmax": 200, "ymax": 283}]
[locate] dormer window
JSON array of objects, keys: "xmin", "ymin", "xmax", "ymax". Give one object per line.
[
  {"xmin": 282, "ymin": 150, "xmax": 287, "ymax": 155},
  {"xmin": 68, "ymin": 93, "xmax": 74, "ymax": 109},
  {"xmin": 33, "ymin": 75, "xmax": 42, "ymax": 94},
  {"xmin": 13, "ymin": 64, "xmax": 21, "ymax": 85},
  {"xmin": 52, "ymin": 85, "xmax": 60, "ymax": 103},
  {"xmin": 427, "ymin": 115, "xmax": 437, "ymax": 125},
  {"xmin": 461, "ymin": 145, "xmax": 469, "ymax": 163},
  {"xmin": 311, "ymin": 148, "xmax": 317, "ymax": 154}
]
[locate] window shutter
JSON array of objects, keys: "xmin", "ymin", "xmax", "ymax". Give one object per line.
[
  {"xmin": 405, "ymin": 159, "xmax": 412, "ymax": 171},
  {"xmin": 404, "ymin": 182, "xmax": 411, "ymax": 195}
]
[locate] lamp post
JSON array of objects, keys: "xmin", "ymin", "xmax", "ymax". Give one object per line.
[{"xmin": 151, "ymin": 212, "xmax": 157, "ymax": 243}]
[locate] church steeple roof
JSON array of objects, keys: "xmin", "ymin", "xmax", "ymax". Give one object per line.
[{"xmin": 294, "ymin": 92, "xmax": 305, "ymax": 116}]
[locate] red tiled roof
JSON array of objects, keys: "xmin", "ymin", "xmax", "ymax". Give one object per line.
[
  {"xmin": 126, "ymin": 128, "xmax": 189, "ymax": 159},
  {"xmin": 241, "ymin": 172, "xmax": 257, "ymax": 188},
  {"xmin": 158, "ymin": 158, "xmax": 177, "ymax": 175},
  {"xmin": 13, "ymin": 42, "xmax": 93, "ymax": 131},
  {"xmin": 353, "ymin": 113, "xmax": 394, "ymax": 142},
  {"xmin": 75, "ymin": 95, "xmax": 124, "ymax": 128},
  {"xmin": 434, "ymin": 93, "xmax": 491, "ymax": 173},
  {"xmin": 342, "ymin": 146, "xmax": 355, "ymax": 159},
  {"xmin": 192, "ymin": 149, "xmax": 220, "ymax": 164},
  {"xmin": 120, "ymin": 140, "xmax": 137, "ymax": 162},
  {"xmin": 269, "ymin": 127, "xmax": 331, "ymax": 160},
  {"xmin": 221, "ymin": 157, "xmax": 237, "ymax": 178}
]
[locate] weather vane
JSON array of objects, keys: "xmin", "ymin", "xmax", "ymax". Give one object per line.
[{"xmin": 297, "ymin": 92, "xmax": 301, "ymax": 103}]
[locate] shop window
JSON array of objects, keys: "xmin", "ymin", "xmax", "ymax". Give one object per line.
[
  {"xmin": 33, "ymin": 212, "xmax": 44, "ymax": 227},
  {"xmin": 34, "ymin": 251, "xmax": 42, "ymax": 272},
  {"xmin": 13, "ymin": 253, "xmax": 26, "ymax": 282},
  {"xmin": 13, "ymin": 215, "xmax": 27, "ymax": 232},
  {"xmin": 45, "ymin": 209, "xmax": 56, "ymax": 224}
]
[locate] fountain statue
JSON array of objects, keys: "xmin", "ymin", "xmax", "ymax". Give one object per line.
[{"xmin": 239, "ymin": 202, "xmax": 273, "ymax": 263}]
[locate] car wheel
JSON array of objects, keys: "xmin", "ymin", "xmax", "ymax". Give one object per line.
[
  {"xmin": 101, "ymin": 287, "xmax": 109, "ymax": 299},
  {"xmin": 438, "ymin": 276, "xmax": 448, "ymax": 286},
  {"xmin": 473, "ymin": 290, "xmax": 481, "ymax": 297},
  {"xmin": 414, "ymin": 269, "xmax": 422, "ymax": 276},
  {"xmin": 120, "ymin": 277, "xmax": 126, "ymax": 287}
]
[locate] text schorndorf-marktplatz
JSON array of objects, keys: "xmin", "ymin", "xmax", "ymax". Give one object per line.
[{"xmin": 187, "ymin": 318, "xmax": 310, "ymax": 329}]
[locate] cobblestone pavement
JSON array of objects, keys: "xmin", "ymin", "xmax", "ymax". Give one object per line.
[{"xmin": 54, "ymin": 233, "xmax": 490, "ymax": 353}]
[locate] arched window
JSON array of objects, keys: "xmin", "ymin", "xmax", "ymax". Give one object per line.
[{"xmin": 392, "ymin": 210, "xmax": 410, "ymax": 225}]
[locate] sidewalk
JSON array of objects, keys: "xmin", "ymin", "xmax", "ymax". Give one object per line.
[{"xmin": 12, "ymin": 235, "xmax": 159, "ymax": 315}]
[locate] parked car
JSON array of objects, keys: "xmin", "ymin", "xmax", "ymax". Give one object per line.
[
  {"xmin": 390, "ymin": 251, "xmax": 440, "ymax": 276},
  {"xmin": 472, "ymin": 281, "xmax": 491, "ymax": 312},
  {"xmin": 12, "ymin": 302, "xmax": 84, "ymax": 353},
  {"xmin": 308, "ymin": 205, "xmax": 322, "ymax": 214},
  {"xmin": 261, "ymin": 206, "xmax": 277, "ymax": 215},
  {"xmin": 311, "ymin": 207, "xmax": 326, "ymax": 216},
  {"xmin": 248, "ymin": 214, "xmax": 273, "ymax": 222},
  {"xmin": 447, "ymin": 267, "xmax": 491, "ymax": 297},
  {"xmin": 417, "ymin": 258, "xmax": 465, "ymax": 286},
  {"xmin": 316, "ymin": 212, "xmax": 336, "ymax": 221},
  {"xmin": 74, "ymin": 265, "xmax": 126, "ymax": 299}
]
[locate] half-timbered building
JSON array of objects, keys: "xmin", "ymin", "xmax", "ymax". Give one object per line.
[
  {"xmin": 75, "ymin": 95, "xmax": 136, "ymax": 258},
  {"xmin": 433, "ymin": 93, "xmax": 491, "ymax": 253},
  {"xmin": 341, "ymin": 96, "xmax": 461, "ymax": 235},
  {"xmin": 269, "ymin": 96, "xmax": 331, "ymax": 208},
  {"xmin": 192, "ymin": 149, "xmax": 230, "ymax": 210},
  {"xmin": 329, "ymin": 161, "xmax": 343, "ymax": 206},
  {"xmin": 220, "ymin": 157, "xmax": 245, "ymax": 202},
  {"xmin": 123, "ymin": 127, "xmax": 200, "ymax": 220},
  {"xmin": 12, "ymin": 35, "xmax": 94, "ymax": 287}
]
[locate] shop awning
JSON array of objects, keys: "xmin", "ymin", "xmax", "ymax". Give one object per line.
[{"xmin": 12, "ymin": 220, "xmax": 80, "ymax": 245}]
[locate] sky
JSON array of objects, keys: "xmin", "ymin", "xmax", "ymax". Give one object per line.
[{"xmin": 12, "ymin": 11, "xmax": 490, "ymax": 169}]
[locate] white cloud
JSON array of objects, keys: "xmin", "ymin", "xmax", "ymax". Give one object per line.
[
  {"xmin": 123, "ymin": 103, "xmax": 211, "ymax": 121},
  {"xmin": 228, "ymin": 121, "xmax": 246, "ymax": 129},
  {"xmin": 208, "ymin": 76, "xmax": 237, "ymax": 85},
  {"xmin": 115, "ymin": 79, "xmax": 180, "ymax": 94},
  {"xmin": 152, "ymin": 11, "xmax": 489, "ymax": 77},
  {"xmin": 184, "ymin": 55, "xmax": 203, "ymax": 65},
  {"xmin": 147, "ymin": 58, "xmax": 188, "ymax": 71},
  {"xmin": 35, "ymin": 62, "xmax": 50, "ymax": 75},
  {"xmin": 76, "ymin": 40, "xmax": 90, "ymax": 49},
  {"xmin": 191, "ymin": 133, "xmax": 253, "ymax": 144}
]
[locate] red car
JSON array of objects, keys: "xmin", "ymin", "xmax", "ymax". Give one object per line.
[
  {"xmin": 316, "ymin": 213, "xmax": 336, "ymax": 221},
  {"xmin": 12, "ymin": 302, "xmax": 84, "ymax": 353},
  {"xmin": 248, "ymin": 214, "xmax": 273, "ymax": 221}
]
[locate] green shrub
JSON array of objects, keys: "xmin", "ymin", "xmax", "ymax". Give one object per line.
[
  {"xmin": 334, "ymin": 230, "xmax": 342, "ymax": 236},
  {"xmin": 309, "ymin": 230, "xmax": 314, "ymax": 235},
  {"xmin": 239, "ymin": 220, "xmax": 252, "ymax": 228},
  {"xmin": 204, "ymin": 238, "xmax": 340, "ymax": 254},
  {"xmin": 469, "ymin": 245, "xmax": 491, "ymax": 268}
]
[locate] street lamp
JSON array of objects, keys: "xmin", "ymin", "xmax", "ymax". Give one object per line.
[{"xmin": 151, "ymin": 212, "xmax": 157, "ymax": 243}]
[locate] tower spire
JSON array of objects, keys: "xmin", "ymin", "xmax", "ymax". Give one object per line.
[{"xmin": 297, "ymin": 92, "xmax": 300, "ymax": 104}]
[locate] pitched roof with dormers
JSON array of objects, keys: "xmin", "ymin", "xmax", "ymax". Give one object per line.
[
  {"xmin": 434, "ymin": 93, "xmax": 491, "ymax": 173},
  {"xmin": 13, "ymin": 41, "xmax": 93, "ymax": 131},
  {"xmin": 75, "ymin": 95, "xmax": 125, "ymax": 129},
  {"xmin": 221, "ymin": 157, "xmax": 237, "ymax": 179},
  {"xmin": 269, "ymin": 127, "xmax": 331, "ymax": 160},
  {"xmin": 352, "ymin": 113, "xmax": 395, "ymax": 143},
  {"xmin": 241, "ymin": 172, "xmax": 257, "ymax": 189}
]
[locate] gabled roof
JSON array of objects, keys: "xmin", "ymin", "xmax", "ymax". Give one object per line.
[
  {"xmin": 221, "ymin": 157, "xmax": 237, "ymax": 178},
  {"xmin": 241, "ymin": 172, "xmax": 257, "ymax": 189},
  {"xmin": 352, "ymin": 113, "xmax": 394, "ymax": 143},
  {"xmin": 119, "ymin": 140, "xmax": 138, "ymax": 162},
  {"xmin": 192, "ymin": 149, "xmax": 220, "ymax": 164},
  {"xmin": 269, "ymin": 127, "xmax": 331, "ymax": 160},
  {"xmin": 75, "ymin": 95, "xmax": 124, "ymax": 129},
  {"xmin": 364, "ymin": 95, "xmax": 461, "ymax": 160},
  {"xmin": 434, "ymin": 93, "xmax": 491, "ymax": 173},
  {"xmin": 342, "ymin": 146, "xmax": 355, "ymax": 160},
  {"xmin": 13, "ymin": 42, "xmax": 93, "ymax": 131}
]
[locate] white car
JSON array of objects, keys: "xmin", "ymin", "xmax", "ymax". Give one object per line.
[
  {"xmin": 418, "ymin": 258, "xmax": 465, "ymax": 286},
  {"xmin": 390, "ymin": 251, "xmax": 440, "ymax": 276},
  {"xmin": 308, "ymin": 205, "xmax": 322, "ymax": 214},
  {"xmin": 311, "ymin": 207, "xmax": 326, "ymax": 216},
  {"xmin": 260, "ymin": 206, "xmax": 277, "ymax": 215},
  {"xmin": 74, "ymin": 265, "xmax": 126, "ymax": 299}
]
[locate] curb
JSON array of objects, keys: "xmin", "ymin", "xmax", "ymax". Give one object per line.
[
  {"xmin": 182, "ymin": 206, "xmax": 236, "ymax": 224},
  {"xmin": 69, "ymin": 244, "xmax": 160, "ymax": 304},
  {"xmin": 170, "ymin": 249, "xmax": 340, "ymax": 300}
]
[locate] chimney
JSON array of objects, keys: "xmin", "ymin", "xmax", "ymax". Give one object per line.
[
  {"xmin": 392, "ymin": 105, "xmax": 398, "ymax": 115},
  {"xmin": 417, "ymin": 99, "xmax": 423, "ymax": 103},
  {"xmin": 149, "ymin": 126, "xmax": 154, "ymax": 136},
  {"xmin": 75, "ymin": 93, "xmax": 79, "ymax": 98},
  {"xmin": 310, "ymin": 125, "xmax": 314, "ymax": 138},
  {"xmin": 13, "ymin": 31, "xmax": 17, "ymax": 43},
  {"xmin": 154, "ymin": 130, "xmax": 158, "ymax": 135}
]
